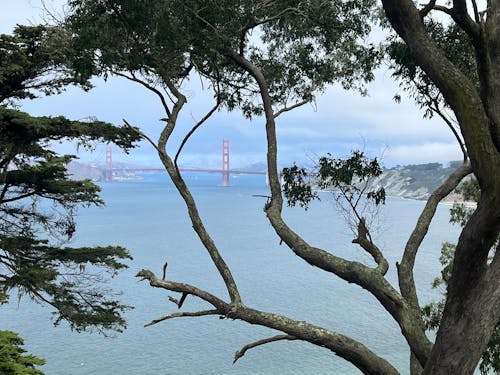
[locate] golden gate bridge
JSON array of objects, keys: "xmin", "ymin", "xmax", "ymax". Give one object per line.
[{"xmin": 104, "ymin": 139, "xmax": 266, "ymax": 186}]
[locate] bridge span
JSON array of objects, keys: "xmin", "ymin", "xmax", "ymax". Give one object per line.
[{"xmin": 105, "ymin": 139, "xmax": 266, "ymax": 186}]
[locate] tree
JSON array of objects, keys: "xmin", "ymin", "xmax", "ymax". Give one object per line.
[
  {"xmin": 66, "ymin": 1, "xmax": 499, "ymax": 374},
  {"xmin": 380, "ymin": 1, "xmax": 500, "ymax": 373},
  {"xmin": 0, "ymin": 331, "xmax": 44, "ymax": 375},
  {"xmin": 0, "ymin": 25, "xmax": 142, "ymax": 335},
  {"xmin": 423, "ymin": 177, "xmax": 499, "ymax": 375}
]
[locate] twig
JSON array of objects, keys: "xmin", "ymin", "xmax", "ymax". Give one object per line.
[
  {"xmin": 144, "ymin": 309, "xmax": 219, "ymax": 327},
  {"xmin": 162, "ymin": 261, "xmax": 168, "ymax": 280},
  {"xmin": 168, "ymin": 292, "xmax": 188, "ymax": 308},
  {"xmin": 113, "ymin": 71, "xmax": 172, "ymax": 118},
  {"xmin": 174, "ymin": 84, "xmax": 221, "ymax": 172},
  {"xmin": 233, "ymin": 335, "xmax": 297, "ymax": 363}
]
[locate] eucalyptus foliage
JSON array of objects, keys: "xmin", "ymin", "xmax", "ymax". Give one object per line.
[
  {"xmin": 67, "ymin": 0, "xmax": 379, "ymax": 117},
  {"xmin": 283, "ymin": 151, "xmax": 385, "ymax": 232}
]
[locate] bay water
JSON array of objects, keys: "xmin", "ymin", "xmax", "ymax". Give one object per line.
[{"xmin": 1, "ymin": 173, "xmax": 460, "ymax": 374}]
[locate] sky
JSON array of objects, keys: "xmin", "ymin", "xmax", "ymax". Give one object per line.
[{"xmin": 1, "ymin": 0, "xmax": 466, "ymax": 169}]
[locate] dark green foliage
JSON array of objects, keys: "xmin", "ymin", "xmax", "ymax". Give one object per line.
[
  {"xmin": 0, "ymin": 25, "xmax": 90, "ymax": 104},
  {"xmin": 282, "ymin": 164, "xmax": 318, "ymax": 209},
  {"xmin": 423, "ymin": 178, "xmax": 499, "ymax": 374},
  {"xmin": 0, "ymin": 331, "xmax": 44, "ymax": 375},
  {"xmin": 0, "ymin": 26, "xmax": 142, "ymax": 334},
  {"xmin": 387, "ymin": 21, "xmax": 476, "ymax": 117},
  {"xmin": 67, "ymin": 0, "xmax": 379, "ymax": 118},
  {"xmin": 282, "ymin": 151, "xmax": 385, "ymax": 224}
]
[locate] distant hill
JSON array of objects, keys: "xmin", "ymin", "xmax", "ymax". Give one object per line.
[
  {"xmin": 66, "ymin": 161, "xmax": 103, "ymax": 181},
  {"xmin": 66, "ymin": 159, "xmax": 468, "ymax": 200},
  {"xmin": 373, "ymin": 161, "xmax": 464, "ymax": 200}
]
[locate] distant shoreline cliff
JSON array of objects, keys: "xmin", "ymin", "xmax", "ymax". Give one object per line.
[{"xmin": 67, "ymin": 160, "xmax": 469, "ymax": 201}]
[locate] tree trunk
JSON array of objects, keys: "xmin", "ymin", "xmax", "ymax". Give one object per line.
[{"xmin": 381, "ymin": 0, "xmax": 500, "ymax": 373}]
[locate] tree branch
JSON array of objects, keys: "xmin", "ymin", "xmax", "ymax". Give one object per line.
[
  {"xmin": 144, "ymin": 309, "xmax": 219, "ymax": 328},
  {"xmin": 273, "ymin": 98, "xmax": 311, "ymax": 119},
  {"xmin": 113, "ymin": 71, "xmax": 172, "ymax": 118},
  {"xmin": 174, "ymin": 81, "xmax": 221, "ymax": 173},
  {"xmin": 229, "ymin": 50, "xmax": 432, "ymax": 365},
  {"xmin": 136, "ymin": 269, "xmax": 400, "ymax": 374},
  {"xmin": 397, "ymin": 162, "xmax": 472, "ymax": 310},
  {"xmin": 352, "ymin": 219, "xmax": 389, "ymax": 275},
  {"xmin": 419, "ymin": 0, "xmax": 437, "ymax": 19},
  {"xmin": 135, "ymin": 269, "xmax": 227, "ymax": 310},
  {"xmin": 150, "ymin": 80, "xmax": 242, "ymax": 305},
  {"xmin": 233, "ymin": 334, "xmax": 297, "ymax": 363}
]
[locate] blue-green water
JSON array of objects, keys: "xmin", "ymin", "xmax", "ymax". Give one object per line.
[{"xmin": 1, "ymin": 173, "xmax": 460, "ymax": 374}]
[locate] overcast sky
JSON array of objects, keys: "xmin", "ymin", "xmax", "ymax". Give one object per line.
[{"xmin": 1, "ymin": 0, "xmax": 465, "ymax": 169}]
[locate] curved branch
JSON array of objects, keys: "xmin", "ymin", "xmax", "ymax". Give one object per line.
[
  {"xmin": 397, "ymin": 162, "xmax": 472, "ymax": 309},
  {"xmin": 152, "ymin": 83, "xmax": 242, "ymax": 305},
  {"xmin": 136, "ymin": 269, "xmax": 400, "ymax": 375},
  {"xmin": 174, "ymin": 83, "xmax": 221, "ymax": 172},
  {"xmin": 273, "ymin": 98, "xmax": 310, "ymax": 119},
  {"xmin": 135, "ymin": 269, "xmax": 227, "ymax": 310},
  {"xmin": 113, "ymin": 71, "xmax": 172, "ymax": 118},
  {"xmin": 233, "ymin": 335, "xmax": 297, "ymax": 363},
  {"xmin": 144, "ymin": 309, "xmax": 219, "ymax": 328},
  {"xmin": 429, "ymin": 99, "xmax": 468, "ymax": 160},
  {"xmin": 228, "ymin": 51, "xmax": 432, "ymax": 365},
  {"xmin": 419, "ymin": 0, "xmax": 437, "ymax": 19}
]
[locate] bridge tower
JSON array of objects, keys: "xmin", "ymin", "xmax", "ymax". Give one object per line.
[
  {"xmin": 105, "ymin": 146, "xmax": 113, "ymax": 182},
  {"xmin": 221, "ymin": 139, "xmax": 230, "ymax": 187}
]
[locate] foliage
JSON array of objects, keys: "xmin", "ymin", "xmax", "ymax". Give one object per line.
[
  {"xmin": 282, "ymin": 164, "xmax": 318, "ymax": 209},
  {"xmin": 387, "ymin": 20, "xmax": 476, "ymax": 119},
  {"xmin": 283, "ymin": 151, "xmax": 385, "ymax": 233},
  {"xmin": 0, "ymin": 331, "xmax": 44, "ymax": 375},
  {"xmin": 67, "ymin": 0, "xmax": 380, "ymax": 118},
  {"xmin": 0, "ymin": 26, "xmax": 142, "ymax": 333},
  {"xmin": 423, "ymin": 178, "xmax": 499, "ymax": 374},
  {"xmin": 0, "ymin": 25, "xmax": 90, "ymax": 104}
]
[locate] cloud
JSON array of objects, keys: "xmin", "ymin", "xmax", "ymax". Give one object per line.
[{"xmin": 384, "ymin": 142, "xmax": 463, "ymax": 166}]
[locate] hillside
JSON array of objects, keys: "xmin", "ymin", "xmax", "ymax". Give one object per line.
[{"xmin": 373, "ymin": 162, "xmax": 463, "ymax": 200}]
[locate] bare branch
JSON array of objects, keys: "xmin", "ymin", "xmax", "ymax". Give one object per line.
[
  {"xmin": 471, "ymin": 0, "xmax": 480, "ymax": 23},
  {"xmin": 144, "ymin": 309, "xmax": 219, "ymax": 328},
  {"xmin": 428, "ymin": 98, "xmax": 468, "ymax": 161},
  {"xmin": 174, "ymin": 84, "xmax": 221, "ymax": 172},
  {"xmin": 113, "ymin": 71, "xmax": 172, "ymax": 118},
  {"xmin": 352, "ymin": 218, "xmax": 389, "ymax": 275},
  {"xmin": 273, "ymin": 98, "xmax": 310, "ymax": 119},
  {"xmin": 168, "ymin": 293, "xmax": 188, "ymax": 308},
  {"xmin": 135, "ymin": 269, "xmax": 228, "ymax": 310},
  {"xmin": 233, "ymin": 335, "xmax": 297, "ymax": 363},
  {"xmin": 397, "ymin": 162, "xmax": 472, "ymax": 310}
]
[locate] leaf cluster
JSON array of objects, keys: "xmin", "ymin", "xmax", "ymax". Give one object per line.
[
  {"xmin": 0, "ymin": 331, "xmax": 44, "ymax": 375},
  {"xmin": 387, "ymin": 20, "xmax": 476, "ymax": 118},
  {"xmin": 1, "ymin": 26, "xmax": 142, "ymax": 334},
  {"xmin": 0, "ymin": 25, "xmax": 91, "ymax": 105},
  {"xmin": 67, "ymin": 0, "xmax": 380, "ymax": 118},
  {"xmin": 282, "ymin": 151, "xmax": 386, "ymax": 234}
]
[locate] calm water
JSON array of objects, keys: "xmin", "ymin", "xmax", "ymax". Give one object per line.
[{"xmin": 1, "ymin": 173, "xmax": 460, "ymax": 374}]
